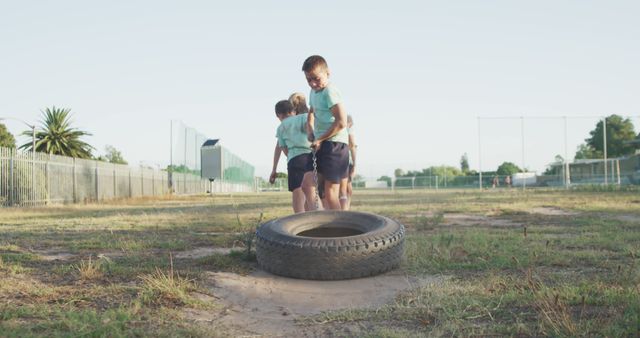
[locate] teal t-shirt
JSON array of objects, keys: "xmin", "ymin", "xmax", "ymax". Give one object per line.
[
  {"xmin": 309, "ymin": 83, "xmax": 349, "ymax": 144},
  {"xmin": 276, "ymin": 113, "xmax": 312, "ymax": 162}
]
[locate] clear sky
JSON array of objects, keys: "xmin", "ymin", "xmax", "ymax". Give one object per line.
[{"xmin": 2, "ymin": 1, "xmax": 639, "ymax": 179}]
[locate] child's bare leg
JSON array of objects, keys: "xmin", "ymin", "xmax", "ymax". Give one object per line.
[
  {"xmin": 324, "ymin": 180, "xmax": 341, "ymax": 210},
  {"xmin": 292, "ymin": 188, "xmax": 305, "ymax": 213},
  {"xmin": 339, "ymin": 177, "xmax": 349, "ymax": 210},
  {"xmin": 301, "ymin": 172, "xmax": 318, "ymax": 211},
  {"xmin": 345, "ymin": 181, "xmax": 353, "ymax": 210}
]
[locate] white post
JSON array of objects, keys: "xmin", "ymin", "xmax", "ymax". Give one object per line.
[
  {"xmin": 31, "ymin": 126, "xmax": 35, "ymax": 205},
  {"xmin": 477, "ymin": 117, "xmax": 483, "ymax": 190},
  {"xmin": 564, "ymin": 116, "xmax": 570, "ymax": 189},
  {"xmin": 113, "ymin": 164, "xmax": 117, "ymax": 199},
  {"xmin": 521, "ymin": 116, "xmax": 526, "ymax": 191},
  {"xmin": 603, "ymin": 116, "xmax": 608, "ymax": 185},
  {"xmin": 72, "ymin": 157, "xmax": 77, "ymax": 203},
  {"xmin": 616, "ymin": 159, "xmax": 621, "ymax": 185},
  {"xmin": 9, "ymin": 151, "xmax": 14, "ymax": 205}
]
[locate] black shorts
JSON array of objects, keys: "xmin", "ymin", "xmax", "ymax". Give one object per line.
[
  {"xmin": 287, "ymin": 153, "xmax": 312, "ymax": 192},
  {"xmin": 307, "ymin": 141, "xmax": 349, "ymax": 183}
]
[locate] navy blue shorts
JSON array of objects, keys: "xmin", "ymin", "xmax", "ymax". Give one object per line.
[
  {"xmin": 287, "ymin": 153, "xmax": 312, "ymax": 192},
  {"xmin": 308, "ymin": 141, "xmax": 349, "ymax": 183}
]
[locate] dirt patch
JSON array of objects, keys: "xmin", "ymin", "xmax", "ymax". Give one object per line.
[
  {"xmin": 403, "ymin": 213, "xmax": 521, "ymax": 228},
  {"xmin": 444, "ymin": 214, "xmax": 521, "ymax": 227},
  {"xmin": 613, "ymin": 214, "xmax": 640, "ymax": 223},
  {"xmin": 529, "ymin": 207, "xmax": 579, "ymax": 216},
  {"xmin": 174, "ymin": 247, "xmax": 234, "ymax": 259},
  {"xmin": 196, "ymin": 270, "xmax": 444, "ymax": 336},
  {"xmin": 34, "ymin": 251, "xmax": 76, "ymax": 261}
]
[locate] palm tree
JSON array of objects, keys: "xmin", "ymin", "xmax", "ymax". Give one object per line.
[{"xmin": 19, "ymin": 106, "xmax": 94, "ymax": 158}]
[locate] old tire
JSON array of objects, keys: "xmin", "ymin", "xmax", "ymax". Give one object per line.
[{"xmin": 256, "ymin": 210, "xmax": 405, "ymax": 280}]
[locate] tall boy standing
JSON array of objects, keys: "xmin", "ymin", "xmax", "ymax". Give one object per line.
[{"xmin": 302, "ymin": 55, "xmax": 349, "ymax": 210}]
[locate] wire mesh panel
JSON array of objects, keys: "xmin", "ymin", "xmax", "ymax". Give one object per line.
[{"xmin": 0, "ymin": 146, "xmax": 175, "ymax": 207}]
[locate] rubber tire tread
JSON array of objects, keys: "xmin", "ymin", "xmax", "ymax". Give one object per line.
[{"xmin": 256, "ymin": 210, "xmax": 405, "ymax": 280}]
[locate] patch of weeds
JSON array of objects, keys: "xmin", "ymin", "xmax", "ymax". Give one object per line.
[
  {"xmin": 195, "ymin": 252, "xmax": 253, "ymax": 275},
  {"xmin": 0, "ymin": 255, "xmax": 27, "ymax": 275},
  {"xmin": 0, "ymin": 303, "xmax": 207, "ymax": 337},
  {"xmin": 233, "ymin": 211, "xmax": 263, "ymax": 261},
  {"xmin": 75, "ymin": 255, "xmax": 111, "ymax": 280},
  {"xmin": 138, "ymin": 254, "xmax": 199, "ymax": 308},
  {"xmin": 0, "ymin": 252, "xmax": 38, "ymax": 264},
  {"xmin": 414, "ymin": 212, "xmax": 444, "ymax": 231}
]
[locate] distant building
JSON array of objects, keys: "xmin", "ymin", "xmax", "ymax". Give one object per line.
[{"xmin": 201, "ymin": 139, "xmax": 255, "ymax": 185}]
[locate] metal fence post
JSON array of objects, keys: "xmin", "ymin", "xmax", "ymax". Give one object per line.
[
  {"xmin": 113, "ymin": 164, "xmax": 117, "ymax": 199},
  {"xmin": 9, "ymin": 151, "xmax": 14, "ymax": 206},
  {"xmin": 129, "ymin": 168, "xmax": 132, "ymax": 198},
  {"xmin": 72, "ymin": 157, "xmax": 77, "ymax": 203},
  {"xmin": 95, "ymin": 162, "xmax": 100, "ymax": 201},
  {"xmin": 46, "ymin": 161, "xmax": 50, "ymax": 205}
]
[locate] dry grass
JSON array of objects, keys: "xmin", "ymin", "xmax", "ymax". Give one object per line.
[
  {"xmin": 0, "ymin": 189, "xmax": 638, "ymax": 336},
  {"xmin": 138, "ymin": 254, "xmax": 197, "ymax": 307},
  {"xmin": 75, "ymin": 255, "xmax": 104, "ymax": 280}
]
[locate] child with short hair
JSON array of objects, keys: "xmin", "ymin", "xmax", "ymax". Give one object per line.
[
  {"xmin": 339, "ymin": 115, "xmax": 356, "ymax": 210},
  {"xmin": 269, "ymin": 100, "xmax": 317, "ymax": 213},
  {"xmin": 302, "ymin": 55, "xmax": 349, "ymax": 210}
]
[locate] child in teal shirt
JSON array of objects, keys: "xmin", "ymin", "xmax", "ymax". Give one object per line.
[
  {"xmin": 302, "ymin": 55, "xmax": 349, "ymax": 210},
  {"xmin": 269, "ymin": 100, "xmax": 317, "ymax": 213}
]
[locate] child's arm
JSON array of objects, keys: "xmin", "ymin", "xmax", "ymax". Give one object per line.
[
  {"xmin": 311, "ymin": 103, "xmax": 347, "ymax": 150},
  {"xmin": 269, "ymin": 141, "xmax": 282, "ymax": 184},
  {"xmin": 349, "ymin": 132, "xmax": 357, "ymax": 178},
  {"xmin": 306, "ymin": 108, "xmax": 315, "ymax": 142}
]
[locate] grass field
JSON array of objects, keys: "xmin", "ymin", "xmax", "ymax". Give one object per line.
[{"xmin": 1, "ymin": 189, "xmax": 639, "ymax": 337}]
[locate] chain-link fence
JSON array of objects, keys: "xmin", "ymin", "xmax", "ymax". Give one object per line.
[{"xmin": 170, "ymin": 120, "xmax": 255, "ymax": 191}]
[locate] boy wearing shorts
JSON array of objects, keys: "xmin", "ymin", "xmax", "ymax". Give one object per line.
[
  {"xmin": 269, "ymin": 100, "xmax": 317, "ymax": 212},
  {"xmin": 302, "ymin": 55, "xmax": 349, "ymax": 210}
]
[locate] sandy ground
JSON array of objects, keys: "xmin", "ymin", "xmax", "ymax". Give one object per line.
[
  {"xmin": 528, "ymin": 207, "xmax": 579, "ymax": 216},
  {"xmin": 194, "ymin": 270, "xmax": 445, "ymax": 336}
]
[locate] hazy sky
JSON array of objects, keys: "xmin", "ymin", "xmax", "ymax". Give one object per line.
[{"xmin": 2, "ymin": 1, "xmax": 639, "ymax": 179}]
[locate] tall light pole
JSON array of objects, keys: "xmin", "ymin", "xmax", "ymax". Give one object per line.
[{"xmin": 0, "ymin": 116, "xmax": 37, "ymax": 205}]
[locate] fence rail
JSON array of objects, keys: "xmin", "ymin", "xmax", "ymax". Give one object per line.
[{"xmin": 0, "ymin": 147, "xmax": 254, "ymax": 207}]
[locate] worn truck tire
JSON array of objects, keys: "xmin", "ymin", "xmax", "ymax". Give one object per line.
[{"xmin": 256, "ymin": 210, "xmax": 405, "ymax": 280}]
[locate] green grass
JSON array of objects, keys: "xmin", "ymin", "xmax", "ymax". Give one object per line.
[{"xmin": 0, "ymin": 189, "xmax": 639, "ymax": 336}]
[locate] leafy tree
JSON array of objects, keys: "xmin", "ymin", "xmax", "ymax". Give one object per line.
[
  {"xmin": 166, "ymin": 164, "xmax": 199, "ymax": 175},
  {"xmin": 19, "ymin": 106, "xmax": 94, "ymax": 158},
  {"xmin": 574, "ymin": 143, "xmax": 602, "ymax": 160},
  {"xmin": 543, "ymin": 155, "xmax": 565, "ymax": 175},
  {"xmin": 496, "ymin": 162, "xmax": 521, "ymax": 176},
  {"xmin": 378, "ymin": 175, "xmax": 392, "ymax": 187},
  {"xmin": 394, "ymin": 168, "xmax": 405, "ymax": 177},
  {"xmin": 275, "ymin": 172, "xmax": 287, "ymax": 178},
  {"xmin": 0, "ymin": 123, "xmax": 16, "ymax": 148},
  {"xmin": 104, "ymin": 145, "xmax": 127, "ymax": 164},
  {"xmin": 585, "ymin": 114, "xmax": 636, "ymax": 157},
  {"xmin": 460, "ymin": 153, "xmax": 470, "ymax": 173}
]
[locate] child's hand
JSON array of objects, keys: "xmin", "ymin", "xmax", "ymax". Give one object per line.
[
  {"xmin": 269, "ymin": 171, "xmax": 277, "ymax": 184},
  {"xmin": 311, "ymin": 140, "xmax": 322, "ymax": 151},
  {"xmin": 350, "ymin": 166, "xmax": 356, "ymax": 178}
]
